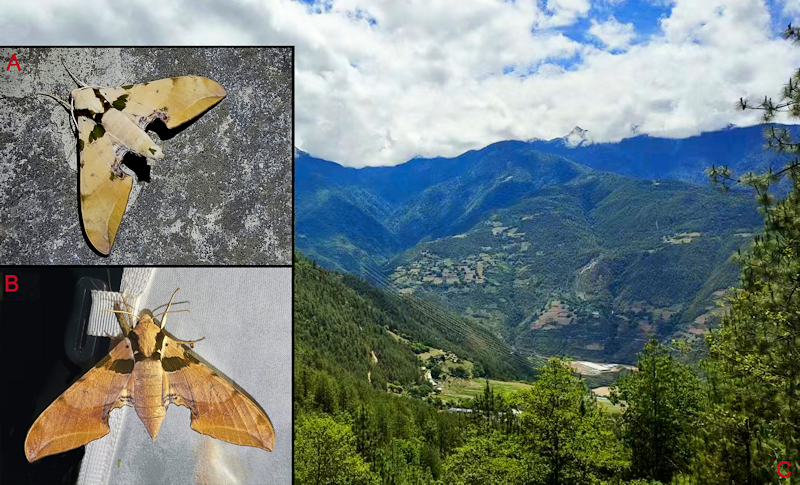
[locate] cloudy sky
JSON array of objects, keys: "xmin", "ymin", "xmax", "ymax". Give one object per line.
[{"xmin": 5, "ymin": 0, "xmax": 800, "ymax": 167}]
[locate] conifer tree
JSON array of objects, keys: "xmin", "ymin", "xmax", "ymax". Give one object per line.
[
  {"xmin": 612, "ymin": 340, "xmax": 702, "ymax": 483},
  {"xmin": 295, "ymin": 414, "xmax": 377, "ymax": 485},
  {"xmin": 516, "ymin": 358, "xmax": 625, "ymax": 484},
  {"xmin": 703, "ymin": 23, "xmax": 800, "ymax": 483}
]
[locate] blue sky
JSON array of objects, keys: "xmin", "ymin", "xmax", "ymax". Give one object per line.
[{"xmin": 4, "ymin": 0, "xmax": 800, "ymax": 167}]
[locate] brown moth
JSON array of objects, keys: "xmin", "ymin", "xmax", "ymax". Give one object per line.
[
  {"xmin": 40, "ymin": 61, "xmax": 226, "ymax": 255},
  {"xmin": 24, "ymin": 290, "xmax": 274, "ymax": 462}
]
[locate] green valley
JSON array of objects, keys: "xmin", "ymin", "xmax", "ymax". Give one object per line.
[{"xmin": 296, "ymin": 138, "xmax": 768, "ymax": 363}]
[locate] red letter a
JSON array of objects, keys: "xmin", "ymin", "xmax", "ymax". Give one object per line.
[{"xmin": 6, "ymin": 54, "xmax": 20, "ymax": 71}]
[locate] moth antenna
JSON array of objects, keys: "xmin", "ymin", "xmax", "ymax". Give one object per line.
[
  {"xmin": 61, "ymin": 58, "xmax": 88, "ymax": 88},
  {"xmin": 172, "ymin": 337, "xmax": 206, "ymax": 349},
  {"xmin": 154, "ymin": 309, "xmax": 191, "ymax": 318},
  {"xmin": 159, "ymin": 288, "xmax": 181, "ymax": 329},
  {"xmin": 120, "ymin": 292, "xmax": 133, "ymax": 315},
  {"xmin": 102, "ymin": 309, "xmax": 139, "ymax": 319},
  {"xmin": 70, "ymin": 97, "xmax": 78, "ymax": 134},
  {"xmin": 36, "ymin": 92, "xmax": 70, "ymax": 110}
]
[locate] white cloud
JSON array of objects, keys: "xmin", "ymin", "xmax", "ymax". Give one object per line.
[
  {"xmin": 659, "ymin": 0, "xmax": 771, "ymax": 47},
  {"xmin": 782, "ymin": 0, "xmax": 800, "ymax": 17},
  {"xmin": 3, "ymin": 0, "xmax": 800, "ymax": 167},
  {"xmin": 540, "ymin": 0, "xmax": 592, "ymax": 27},
  {"xmin": 589, "ymin": 16, "xmax": 636, "ymax": 50}
]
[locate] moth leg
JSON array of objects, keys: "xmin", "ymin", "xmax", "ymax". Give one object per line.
[
  {"xmin": 171, "ymin": 337, "xmax": 206, "ymax": 349},
  {"xmin": 70, "ymin": 97, "xmax": 78, "ymax": 134},
  {"xmin": 101, "ymin": 306, "xmax": 135, "ymax": 335},
  {"xmin": 119, "ymin": 293, "xmax": 135, "ymax": 320},
  {"xmin": 100, "ymin": 308, "xmax": 138, "ymax": 319},
  {"xmin": 37, "ymin": 92, "xmax": 79, "ymax": 136}
]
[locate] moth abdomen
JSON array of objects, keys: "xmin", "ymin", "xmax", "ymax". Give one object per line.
[{"xmin": 101, "ymin": 109, "xmax": 164, "ymax": 160}]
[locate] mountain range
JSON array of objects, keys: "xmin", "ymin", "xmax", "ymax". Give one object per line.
[{"xmin": 295, "ymin": 124, "xmax": 798, "ymax": 363}]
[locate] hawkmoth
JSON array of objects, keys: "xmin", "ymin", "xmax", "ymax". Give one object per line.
[
  {"xmin": 40, "ymin": 61, "xmax": 226, "ymax": 255},
  {"xmin": 24, "ymin": 289, "xmax": 274, "ymax": 462}
]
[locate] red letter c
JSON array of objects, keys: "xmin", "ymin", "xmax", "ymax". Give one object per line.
[{"xmin": 778, "ymin": 461, "xmax": 791, "ymax": 478}]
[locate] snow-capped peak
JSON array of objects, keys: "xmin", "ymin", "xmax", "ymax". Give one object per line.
[{"xmin": 562, "ymin": 126, "xmax": 593, "ymax": 148}]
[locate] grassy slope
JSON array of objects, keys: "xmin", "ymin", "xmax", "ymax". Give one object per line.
[{"xmin": 439, "ymin": 378, "xmax": 533, "ymax": 402}]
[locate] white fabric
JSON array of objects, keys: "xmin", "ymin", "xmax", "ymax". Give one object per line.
[
  {"xmin": 87, "ymin": 268, "xmax": 155, "ymax": 338},
  {"xmin": 88, "ymin": 291, "xmax": 127, "ymax": 338},
  {"xmin": 77, "ymin": 267, "xmax": 291, "ymax": 485}
]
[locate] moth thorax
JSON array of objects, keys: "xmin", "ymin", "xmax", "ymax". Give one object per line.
[
  {"xmin": 71, "ymin": 88, "xmax": 104, "ymax": 113},
  {"xmin": 133, "ymin": 317, "xmax": 166, "ymax": 357}
]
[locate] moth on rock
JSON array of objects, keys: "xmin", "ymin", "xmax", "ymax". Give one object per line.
[
  {"xmin": 24, "ymin": 290, "xmax": 274, "ymax": 462},
  {"xmin": 40, "ymin": 61, "xmax": 226, "ymax": 255}
]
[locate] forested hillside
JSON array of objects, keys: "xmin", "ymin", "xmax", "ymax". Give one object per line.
[
  {"xmin": 386, "ymin": 171, "xmax": 759, "ymax": 363},
  {"xmin": 294, "ymin": 253, "xmax": 470, "ymax": 482},
  {"xmin": 294, "ymin": 253, "xmax": 534, "ymax": 386},
  {"xmin": 294, "ymin": 251, "xmax": 720, "ymax": 484},
  {"xmin": 294, "ymin": 130, "xmax": 800, "ymax": 483}
]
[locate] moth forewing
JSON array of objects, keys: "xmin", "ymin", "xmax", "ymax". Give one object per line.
[{"xmin": 23, "ymin": 338, "xmax": 135, "ymax": 462}]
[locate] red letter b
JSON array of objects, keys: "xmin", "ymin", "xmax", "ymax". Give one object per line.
[{"xmin": 5, "ymin": 275, "xmax": 18, "ymax": 292}]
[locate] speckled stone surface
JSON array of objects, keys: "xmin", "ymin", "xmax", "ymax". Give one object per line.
[{"xmin": 0, "ymin": 47, "xmax": 292, "ymax": 264}]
